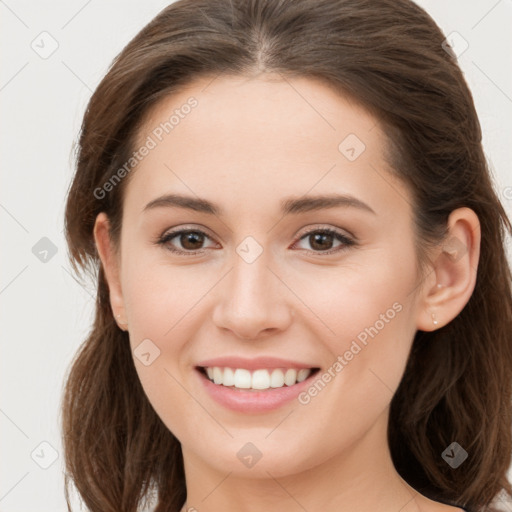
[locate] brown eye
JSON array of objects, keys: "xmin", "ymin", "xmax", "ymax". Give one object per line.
[
  {"xmin": 156, "ymin": 226, "xmax": 355, "ymax": 256},
  {"xmin": 309, "ymin": 232, "xmax": 335, "ymax": 251},
  {"xmin": 179, "ymin": 231, "xmax": 206, "ymax": 250},
  {"xmin": 294, "ymin": 228, "xmax": 355, "ymax": 254},
  {"xmin": 158, "ymin": 229, "xmax": 216, "ymax": 254}
]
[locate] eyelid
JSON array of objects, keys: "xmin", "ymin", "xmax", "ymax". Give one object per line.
[
  {"xmin": 156, "ymin": 225, "xmax": 218, "ymax": 253},
  {"xmin": 294, "ymin": 223, "xmax": 355, "ymax": 240}
]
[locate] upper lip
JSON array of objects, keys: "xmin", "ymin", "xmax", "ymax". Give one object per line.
[{"xmin": 196, "ymin": 356, "xmax": 318, "ymax": 371}]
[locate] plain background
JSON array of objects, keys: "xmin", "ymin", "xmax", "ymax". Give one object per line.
[{"xmin": 1, "ymin": 1, "xmax": 511, "ymax": 510}]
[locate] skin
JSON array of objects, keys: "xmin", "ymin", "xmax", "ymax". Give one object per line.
[{"xmin": 94, "ymin": 73, "xmax": 480, "ymax": 512}]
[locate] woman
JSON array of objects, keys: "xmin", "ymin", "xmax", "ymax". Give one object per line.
[{"xmin": 61, "ymin": 1, "xmax": 512, "ymax": 511}]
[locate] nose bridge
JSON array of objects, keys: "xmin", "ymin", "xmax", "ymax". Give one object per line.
[
  {"xmin": 212, "ymin": 241, "xmax": 292, "ymax": 339},
  {"xmin": 231, "ymin": 248, "xmax": 273, "ymax": 306}
]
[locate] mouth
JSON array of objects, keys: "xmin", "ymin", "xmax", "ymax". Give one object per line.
[{"xmin": 196, "ymin": 366, "xmax": 321, "ymax": 391}]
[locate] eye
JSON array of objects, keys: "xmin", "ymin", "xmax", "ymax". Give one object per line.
[
  {"xmin": 156, "ymin": 228, "xmax": 218, "ymax": 255},
  {"xmin": 292, "ymin": 227, "xmax": 355, "ymax": 255}
]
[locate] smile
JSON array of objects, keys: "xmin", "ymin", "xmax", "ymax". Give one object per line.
[
  {"xmin": 200, "ymin": 366, "xmax": 318, "ymax": 390},
  {"xmin": 195, "ymin": 364, "xmax": 321, "ymax": 413}
]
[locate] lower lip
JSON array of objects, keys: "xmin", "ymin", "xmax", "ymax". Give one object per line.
[{"xmin": 196, "ymin": 368, "xmax": 318, "ymax": 413}]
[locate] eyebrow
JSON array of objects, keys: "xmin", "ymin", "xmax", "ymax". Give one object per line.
[{"xmin": 143, "ymin": 193, "xmax": 376, "ymax": 216}]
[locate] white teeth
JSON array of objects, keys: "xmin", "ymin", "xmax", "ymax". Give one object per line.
[
  {"xmin": 251, "ymin": 369, "xmax": 270, "ymax": 390},
  {"xmin": 284, "ymin": 368, "xmax": 297, "ymax": 386},
  {"xmin": 203, "ymin": 367, "xmax": 313, "ymax": 390},
  {"xmin": 213, "ymin": 367, "xmax": 223, "ymax": 385},
  {"xmin": 233, "ymin": 369, "xmax": 251, "ymax": 389},
  {"xmin": 270, "ymin": 369, "xmax": 285, "ymax": 388},
  {"xmin": 223, "ymin": 367, "xmax": 235, "ymax": 386}
]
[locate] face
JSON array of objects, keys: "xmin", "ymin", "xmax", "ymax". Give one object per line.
[{"xmin": 100, "ymin": 74, "xmax": 427, "ymax": 479}]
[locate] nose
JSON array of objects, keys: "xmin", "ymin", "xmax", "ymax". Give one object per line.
[{"xmin": 212, "ymin": 251, "xmax": 294, "ymax": 341}]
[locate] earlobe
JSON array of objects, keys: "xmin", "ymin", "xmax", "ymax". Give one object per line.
[
  {"xmin": 416, "ymin": 207, "xmax": 481, "ymax": 332},
  {"xmin": 93, "ymin": 212, "xmax": 127, "ymax": 330}
]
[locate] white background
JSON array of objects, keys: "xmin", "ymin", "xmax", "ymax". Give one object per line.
[{"xmin": 1, "ymin": 1, "xmax": 511, "ymax": 510}]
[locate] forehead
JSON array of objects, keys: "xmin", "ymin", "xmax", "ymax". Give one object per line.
[
  {"xmin": 123, "ymin": 73, "xmax": 407, "ymax": 220},
  {"xmin": 137, "ymin": 73, "xmax": 380, "ymax": 151}
]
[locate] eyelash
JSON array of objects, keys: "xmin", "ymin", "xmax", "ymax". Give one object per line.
[{"xmin": 154, "ymin": 226, "xmax": 356, "ymax": 256}]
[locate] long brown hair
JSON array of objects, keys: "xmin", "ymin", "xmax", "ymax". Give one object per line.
[{"xmin": 61, "ymin": 0, "xmax": 512, "ymax": 510}]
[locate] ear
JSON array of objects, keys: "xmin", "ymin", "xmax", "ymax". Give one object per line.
[
  {"xmin": 93, "ymin": 212, "xmax": 127, "ymax": 330},
  {"xmin": 416, "ymin": 207, "xmax": 481, "ymax": 331}
]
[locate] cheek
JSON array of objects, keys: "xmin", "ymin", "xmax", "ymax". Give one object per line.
[
  {"xmin": 294, "ymin": 244, "xmax": 417, "ymax": 388},
  {"xmin": 121, "ymin": 254, "xmax": 211, "ymax": 341},
  {"xmin": 293, "ymin": 247, "xmax": 417, "ymax": 350}
]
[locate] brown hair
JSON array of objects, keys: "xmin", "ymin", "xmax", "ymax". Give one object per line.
[{"xmin": 61, "ymin": 0, "xmax": 512, "ymax": 510}]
